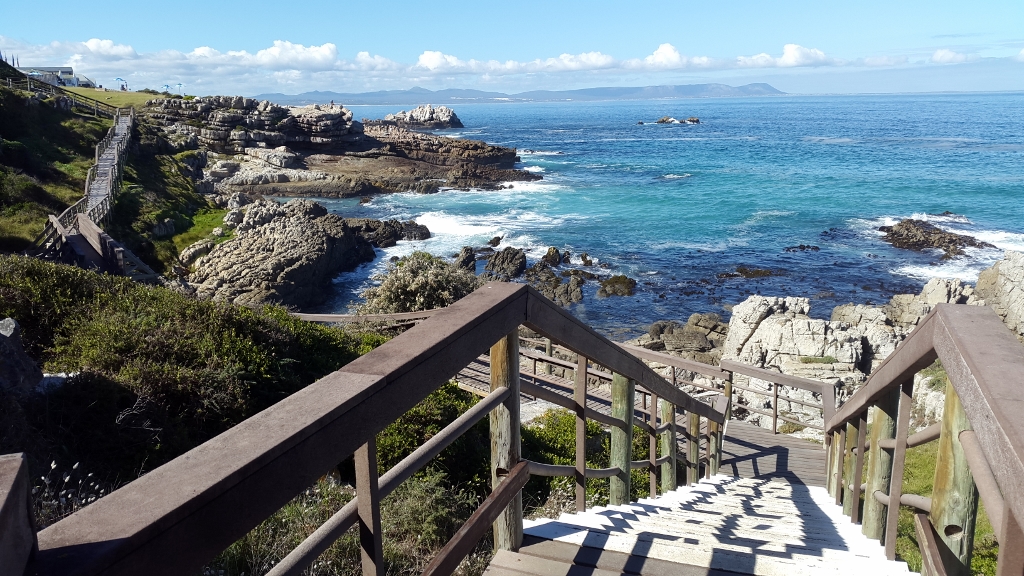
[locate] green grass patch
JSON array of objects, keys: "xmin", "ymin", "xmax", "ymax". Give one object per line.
[
  {"xmin": 800, "ymin": 355, "xmax": 839, "ymax": 364},
  {"xmin": 171, "ymin": 208, "xmax": 231, "ymax": 252},
  {"xmin": 778, "ymin": 421, "xmax": 807, "ymax": 434},
  {"xmin": 64, "ymin": 87, "xmax": 156, "ymax": 109}
]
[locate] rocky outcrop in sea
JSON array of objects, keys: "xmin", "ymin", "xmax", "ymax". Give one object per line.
[
  {"xmin": 187, "ymin": 199, "xmax": 376, "ymax": 308},
  {"xmin": 374, "ymin": 104, "xmax": 464, "ymax": 129},
  {"xmin": 878, "ymin": 218, "xmax": 995, "ymax": 259},
  {"xmin": 143, "ymin": 97, "xmax": 539, "ymax": 199}
]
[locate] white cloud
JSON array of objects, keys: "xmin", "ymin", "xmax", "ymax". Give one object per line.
[
  {"xmin": 0, "ymin": 36, "xmax": 935, "ymax": 94},
  {"xmin": 931, "ymin": 49, "xmax": 970, "ymax": 64},
  {"xmin": 738, "ymin": 44, "xmax": 835, "ymax": 68}
]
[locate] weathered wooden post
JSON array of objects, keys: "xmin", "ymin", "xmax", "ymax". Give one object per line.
[
  {"xmin": 0, "ymin": 453, "xmax": 36, "ymax": 576},
  {"xmin": 884, "ymin": 381, "xmax": 914, "ymax": 560},
  {"xmin": 649, "ymin": 392, "xmax": 659, "ymax": 497},
  {"xmin": 610, "ymin": 372, "xmax": 634, "ymax": 505},
  {"xmin": 660, "ymin": 399, "xmax": 677, "ymax": 492},
  {"xmin": 843, "ymin": 421, "xmax": 859, "ymax": 516},
  {"xmin": 834, "ymin": 426, "xmax": 847, "ymax": 506},
  {"xmin": 929, "ymin": 385, "xmax": 979, "ymax": 569},
  {"xmin": 490, "ymin": 330, "xmax": 522, "ymax": 551},
  {"xmin": 687, "ymin": 411, "xmax": 700, "ymax": 485},
  {"xmin": 851, "ymin": 412, "xmax": 868, "ymax": 524},
  {"xmin": 828, "ymin": 430, "xmax": 842, "ymax": 499},
  {"xmin": 355, "ymin": 439, "xmax": 383, "ymax": 576},
  {"xmin": 863, "ymin": 388, "xmax": 899, "ymax": 541},
  {"xmin": 708, "ymin": 419, "xmax": 719, "ymax": 478},
  {"xmin": 574, "ymin": 354, "xmax": 588, "ymax": 512},
  {"xmin": 772, "ymin": 383, "xmax": 779, "ymax": 434},
  {"xmin": 997, "ymin": 509, "xmax": 1024, "ymax": 576},
  {"xmin": 544, "ymin": 338, "xmax": 553, "ymax": 375}
]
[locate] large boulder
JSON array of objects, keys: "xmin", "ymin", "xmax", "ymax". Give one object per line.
[
  {"xmin": 454, "ymin": 246, "xmax": 476, "ymax": 272},
  {"xmin": 0, "ymin": 318, "xmax": 42, "ymax": 395},
  {"xmin": 188, "ymin": 199, "xmax": 376, "ymax": 307},
  {"xmin": 524, "ymin": 263, "xmax": 585, "ymax": 306},
  {"xmin": 975, "ymin": 250, "xmax": 1024, "ymax": 342},
  {"xmin": 483, "ymin": 247, "xmax": 527, "ymax": 281}
]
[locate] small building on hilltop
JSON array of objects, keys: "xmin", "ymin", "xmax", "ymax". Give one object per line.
[{"xmin": 16, "ymin": 66, "xmax": 95, "ymax": 87}]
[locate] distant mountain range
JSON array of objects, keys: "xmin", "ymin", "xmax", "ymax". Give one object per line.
[{"xmin": 252, "ymin": 83, "xmax": 784, "ymax": 106}]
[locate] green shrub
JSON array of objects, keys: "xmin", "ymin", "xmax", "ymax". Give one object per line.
[
  {"xmin": 0, "ymin": 255, "xmax": 385, "ymax": 488},
  {"xmin": 360, "ymin": 251, "xmax": 482, "ymax": 314}
]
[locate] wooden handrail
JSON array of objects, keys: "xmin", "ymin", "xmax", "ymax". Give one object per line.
[
  {"xmin": 824, "ymin": 303, "xmax": 1024, "ymax": 571},
  {"xmin": 28, "ymin": 282, "xmax": 724, "ymax": 576}
]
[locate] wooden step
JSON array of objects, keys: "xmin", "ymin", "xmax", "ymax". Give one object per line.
[
  {"xmin": 485, "ymin": 549, "xmax": 628, "ymax": 576},
  {"xmin": 519, "ymin": 536, "xmax": 742, "ymax": 576}
]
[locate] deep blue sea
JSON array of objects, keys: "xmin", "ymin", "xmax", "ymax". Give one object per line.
[{"xmin": 308, "ymin": 94, "xmax": 1024, "ymax": 340}]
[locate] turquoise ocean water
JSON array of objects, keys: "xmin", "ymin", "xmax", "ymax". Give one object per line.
[{"xmin": 308, "ymin": 94, "xmax": 1024, "ymax": 339}]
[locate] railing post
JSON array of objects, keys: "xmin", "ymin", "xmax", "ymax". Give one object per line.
[
  {"xmin": 930, "ymin": 384, "xmax": 979, "ymax": 570},
  {"xmin": 997, "ymin": 509, "xmax": 1024, "ymax": 576},
  {"xmin": 610, "ymin": 372, "xmax": 634, "ymax": 505},
  {"xmin": 660, "ymin": 399, "xmax": 676, "ymax": 492},
  {"xmin": 843, "ymin": 421, "xmax": 858, "ymax": 515},
  {"xmin": 883, "ymin": 381, "xmax": 914, "ymax": 560},
  {"xmin": 490, "ymin": 330, "xmax": 522, "ymax": 551},
  {"xmin": 772, "ymin": 383, "xmax": 779, "ymax": 434},
  {"xmin": 828, "ymin": 430, "xmax": 842, "ymax": 498},
  {"xmin": 708, "ymin": 419, "xmax": 719, "ymax": 478},
  {"xmin": 863, "ymin": 388, "xmax": 899, "ymax": 541},
  {"xmin": 0, "ymin": 453, "xmax": 37, "ymax": 576},
  {"xmin": 834, "ymin": 426, "xmax": 846, "ymax": 505},
  {"xmin": 354, "ymin": 439, "xmax": 383, "ymax": 576},
  {"xmin": 687, "ymin": 411, "xmax": 700, "ymax": 485},
  {"xmin": 851, "ymin": 411, "xmax": 867, "ymax": 524},
  {"xmin": 544, "ymin": 338, "xmax": 553, "ymax": 375},
  {"xmin": 649, "ymin": 392, "xmax": 659, "ymax": 496},
  {"xmin": 574, "ymin": 354, "xmax": 587, "ymax": 512}
]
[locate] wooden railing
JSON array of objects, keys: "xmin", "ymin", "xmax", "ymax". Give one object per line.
[
  {"xmin": 3, "ymin": 283, "xmax": 728, "ymax": 576},
  {"xmin": 824, "ymin": 304, "xmax": 1024, "ymax": 575},
  {"xmin": 4, "ymin": 77, "xmax": 119, "ymax": 118},
  {"xmin": 26, "ymin": 108, "xmax": 151, "ymax": 280}
]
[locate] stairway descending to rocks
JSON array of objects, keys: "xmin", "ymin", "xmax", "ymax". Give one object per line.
[{"xmin": 486, "ymin": 475, "xmax": 916, "ymax": 576}]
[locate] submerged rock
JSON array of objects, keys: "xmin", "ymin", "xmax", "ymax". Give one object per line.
[
  {"xmin": 878, "ymin": 219, "xmax": 994, "ymax": 259},
  {"xmin": 597, "ymin": 275, "xmax": 637, "ymax": 297}
]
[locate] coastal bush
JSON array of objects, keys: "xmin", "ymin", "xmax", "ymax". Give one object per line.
[
  {"xmin": 0, "ymin": 255, "xmax": 385, "ymax": 511},
  {"xmin": 360, "ymin": 251, "xmax": 482, "ymax": 314}
]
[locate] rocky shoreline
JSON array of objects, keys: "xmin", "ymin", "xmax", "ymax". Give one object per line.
[
  {"xmin": 628, "ymin": 250, "xmax": 1024, "ymax": 438},
  {"xmin": 145, "ymin": 97, "xmax": 539, "ymax": 199}
]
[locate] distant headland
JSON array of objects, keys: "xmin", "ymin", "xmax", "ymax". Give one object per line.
[{"xmin": 252, "ymin": 83, "xmax": 784, "ymax": 106}]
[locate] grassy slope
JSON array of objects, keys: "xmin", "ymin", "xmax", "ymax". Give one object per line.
[
  {"xmin": 64, "ymin": 87, "xmax": 156, "ymax": 109},
  {"xmin": 0, "ymin": 86, "xmax": 111, "ymax": 251}
]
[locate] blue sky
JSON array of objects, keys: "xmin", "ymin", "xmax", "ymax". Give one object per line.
[{"xmin": 2, "ymin": 0, "xmax": 1022, "ymax": 95}]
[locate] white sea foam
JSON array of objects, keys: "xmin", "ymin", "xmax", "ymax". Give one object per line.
[
  {"xmin": 909, "ymin": 211, "xmax": 973, "ymax": 224},
  {"xmin": 520, "ymin": 150, "xmax": 565, "ymax": 156},
  {"xmin": 523, "ymin": 166, "xmax": 546, "ymax": 173},
  {"xmin": 662, "ymin": 173, "xmax": 692, "ymax": 179},
  {"xmin": 502, "ymin": 180, "xmax": 566, "ymax": 193},
  {"xmin": 803, "ymin": 136, "xmax": 857, "ymax": 144}
]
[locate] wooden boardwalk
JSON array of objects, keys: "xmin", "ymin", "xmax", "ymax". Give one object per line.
[{"xmin": 455, "ymin": 355, "xmax": 825, "ymax": 487}]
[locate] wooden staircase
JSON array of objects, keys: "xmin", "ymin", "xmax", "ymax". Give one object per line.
[{"xmin": 488, "ymin": 475, "xmax": 915, "ymax": 576}]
